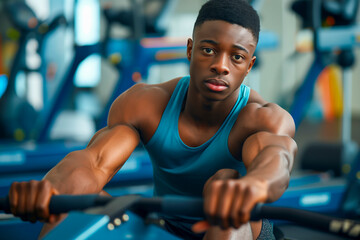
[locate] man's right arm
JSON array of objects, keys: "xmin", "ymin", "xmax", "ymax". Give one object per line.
[
  {"xmin": 7, "ymin": 84, "xmax": 146, "ymax": 223},
  {"xmin": 8, "ymin": 124, "xmax": 140, "ymax": 222}
]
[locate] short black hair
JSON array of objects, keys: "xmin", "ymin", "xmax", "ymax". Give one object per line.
[{"xmin": 194, "ymin": 0, "xmax": 260, "ymax": 43}]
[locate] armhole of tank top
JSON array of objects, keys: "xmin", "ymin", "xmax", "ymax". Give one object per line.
[{"xmin": 224, "ymin": 84, "xmax": 251, "ymax": 164}]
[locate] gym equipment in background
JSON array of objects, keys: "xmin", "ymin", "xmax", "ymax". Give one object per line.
[
  {"xmin": 270, "ymin": 128, "xmax": 360, "ymax": 232},
  {"xmin": 38, "ymin": 0, "xmax": 186, "ymax": 141},
  {"xmin": 0, "ymin": 0, "xmax": 183, "ymax": 196},
  {"xmin": 289, "ymin": 0, "xmax": 359, "ymax": 177},
  {"xmin": 0, "ymin": 2, "xmax": 66, "ymax": 141},
  {"xmin": 0, "ymin": 0, "xmax": 182, "ymax": 143}
]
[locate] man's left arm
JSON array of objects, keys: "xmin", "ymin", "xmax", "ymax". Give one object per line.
[
  {"xmin": 227, "ymin": 102, "xmax": 298, "ymax": 227},
  {"xmin": 241, "ymin": 102, "xmax": 297, "ymax": 202},
  {"xmin": 200, "ymin": 103, "xmax": 297, "ymax": 230}
]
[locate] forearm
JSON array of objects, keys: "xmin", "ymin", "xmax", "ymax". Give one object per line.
[
  {"xmin": 43, "ymin": 124, "xmax": 140, "ymax": 194},
  {"xmin": 244, "ymin": 145, "xmax": 293, "ymax": 202},
  {"xmin": 43, "ymin": 150, "xmax": 108, "ymax": 194}
]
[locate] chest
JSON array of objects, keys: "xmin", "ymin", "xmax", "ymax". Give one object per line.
[
  {"xmin": 177, "ymin": 114, "xmax": 249, "ymax": 160},
  {"xmin": 177, "ymin": 119, "xmax": 219, "ymax": 147}
]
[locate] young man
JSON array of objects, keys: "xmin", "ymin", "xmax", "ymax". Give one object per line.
[{"xmin": 7, "ymin": 0, "xmax": 297, "ymax": 239}]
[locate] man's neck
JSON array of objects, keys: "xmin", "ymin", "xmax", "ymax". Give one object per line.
[{"xmin": 182, "ymin": 86, "xmax": 238, "ymax": 127}]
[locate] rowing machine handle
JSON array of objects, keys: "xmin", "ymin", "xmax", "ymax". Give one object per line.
[
  {"xmin": 1, "ymin": 195, "xmax": 359, "ymax": 239},
  {"xmin": 0, "ymin": 194, "xmax": 261, "ymax": 219}
]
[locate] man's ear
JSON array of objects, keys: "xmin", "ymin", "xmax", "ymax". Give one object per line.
[
  {"xmin": 246, "ymin": 56, "xmax": 256, "ymax": 75},
  {"xmin": 187, "ymin": 38, "xmax": 193, "ymax": 61}
]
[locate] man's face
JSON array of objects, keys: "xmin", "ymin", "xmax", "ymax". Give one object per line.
[{"xmin": 187, "ymin": 20, "xmax": 257, "ymax": 101}]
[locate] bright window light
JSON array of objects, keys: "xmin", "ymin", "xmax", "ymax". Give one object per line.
[
  {"xmin": 74, "ymin": 54, "xmax": 101, "ymax": 87},
  {"xmin": 74, "ymin": 0, "xmax": 101, "ymax": 87},
  {"xmin": 25, "ymin": 0, "xmax": 50, "ymax": 20},
  {"xmin": 75, "ymin": 0, "xmax": 100, "ymax": 45}
]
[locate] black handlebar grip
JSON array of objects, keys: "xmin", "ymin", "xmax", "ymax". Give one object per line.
[
  {"xmin": 161, "ymin": 196, "xmax": 264, "ymax": 220},
  {"xmin": 162, "ymin": 196, "xmax": 204, "ymax": 218},
  {"xmin": 49, "ymin": 195, "xmax": 112, "ymax": 214},
  {"xmin": 0, "ymin": 194, "xmax": 112, "ymax": 215},
  {"xmin": 0, "ymin": 196, "xmax": 10, "ymax": 213},
  {"xmin": 249, "ymin": 203, "xmax": 264, "ymax": 221}
]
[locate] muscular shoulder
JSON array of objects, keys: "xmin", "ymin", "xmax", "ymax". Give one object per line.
[
  {"xmin": 107, "ymin": 77, "xmax": 182, "ymax": 138},
  {"xmin": 238, "ymin": 89, "xmax": 295, "ymax": 137}
]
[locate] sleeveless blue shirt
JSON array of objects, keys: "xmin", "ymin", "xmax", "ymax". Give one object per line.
[{"xmin": 145, "ymin": 76, "xmax": 250, "ymax": 197}]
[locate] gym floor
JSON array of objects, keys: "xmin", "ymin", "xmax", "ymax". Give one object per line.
[{"xmin": 294, "ymin": 116, "xmax": 360, "ymax": 170}]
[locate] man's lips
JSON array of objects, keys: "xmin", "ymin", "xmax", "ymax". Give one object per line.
[{"xmin": 204, "ymin": 78, "xmax": 228, "ymax": 92}]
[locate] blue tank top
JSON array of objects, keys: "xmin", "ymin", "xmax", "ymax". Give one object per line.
[{"xmin": 145, "ymin": 76, "xmax": 250, "ymax": 197}]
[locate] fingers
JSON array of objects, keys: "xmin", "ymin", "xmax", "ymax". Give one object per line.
[
  {"xmin": 9, "ymin": 182, "xmax": 19, "ymax": 215},
  {"xmin": 35, "ymin": 180, "xmax": 54, "ymax": 222},
  {"xmin": 25, "ymin": 181, "xmax": 38, "ymax": 222},
  {"xmin": 215, "ymin": 180, "xmax": 235, "ymax": 229},
  {"xmin": 204, "ymin": 179, "xmax": 237, "ymax": 229},
  {"xmin": 18, "ymin": 183, "xmax": 29, "ymax": 221},
  {"xmin": 203, "ymin": 178, "xmax": 268, "ymax": 231},
  {"xmin": 229, "ymin": 184, "xmax": 244, "ymax": 228},
  {"xmin": 203, "ymin": 169, "xmax": 240, "ymax": 195},
  {"xmin": 8, "ymin": 180, "xmax": 57, "ymax": 223},
  {"xmin": 203, "ymin": 180, "xmax": 221, "ymax": 226},
  {"xmin": 230, "ymin": 183, "xmax": 267, "ymax": 226}
]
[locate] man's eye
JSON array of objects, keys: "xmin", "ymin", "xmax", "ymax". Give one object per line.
[
  {"xmin": 203, "ymin": 48, "xmax": 214, "ymax": 54},
  {"xmin": 233, "ymin": 55, "xmax": 243, "ymax": 61},
  {"xmin": 233, "ymin": 54, "xmax": 243, "ymax": 61}
]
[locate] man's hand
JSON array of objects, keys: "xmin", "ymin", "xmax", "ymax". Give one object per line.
[
  {"xmin": 193, "ymin": 169, "xmax": 268, "ymax": 233},
  {"xmin": 8, "ymin": 180, "xmax": 59, "ymax": 223}
]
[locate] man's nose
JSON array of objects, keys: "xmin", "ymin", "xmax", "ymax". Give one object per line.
[{"xmin": 210, "ymin": 54, "xmax": 230, "ymax": 75}]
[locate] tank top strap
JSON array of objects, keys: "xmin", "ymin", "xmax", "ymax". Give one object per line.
[
  {"xmin": 146, "ymin": 76, "xmax": 189, "ymax": 147},
  {"xmin": 162, "ymin": 76, "xmax": 189, "ymax": 123}
]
